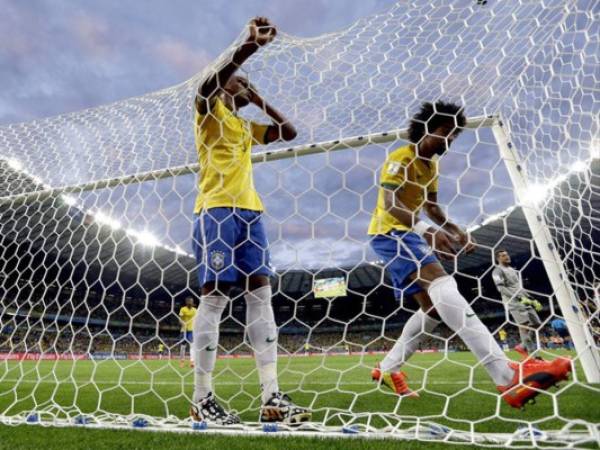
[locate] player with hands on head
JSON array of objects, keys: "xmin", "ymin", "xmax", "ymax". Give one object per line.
[
  {"xmin": 368, "ymin": 101, "xmax": 571, "ymax": 408},
  {"xmin": 189, "ymin": 17, "xmax": 309, "ymax": 426}
]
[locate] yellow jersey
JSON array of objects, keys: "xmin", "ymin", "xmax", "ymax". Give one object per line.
[
  {"xmin": 179, "ymin": 306, "xmax": 197, "ymax": 332},
  {"xmin": 368, "ymin": 145, "xmax": 438, "ymax": 235},
  {"xmin": 193, "ymin": 97, "xmax": 269, "ymax": 214},
  {"xmin": 158, "ymin": 343, "xmax": 164, "ymax": 352},
  {"xmin": 499, "ymin": 329, "xmax": 507, "ymax": 342}
]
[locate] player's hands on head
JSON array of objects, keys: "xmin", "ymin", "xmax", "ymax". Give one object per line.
[
  {"xmin": 246, "ymin": 81, "xmax": 262, "ymax": 105},
  {"xmin": 425, "ymin": 228, "xmax": 457, "ymax": 260},
  {"xmin": 248, "ymin": 17, "xmax": 277, "ymax": 47}
]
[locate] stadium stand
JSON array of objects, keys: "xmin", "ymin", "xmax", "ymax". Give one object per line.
[{"xmin": 1, "ymin": 159, "xmax": 597, "ymax": 359}]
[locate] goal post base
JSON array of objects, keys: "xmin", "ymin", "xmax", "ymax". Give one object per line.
[{"xmin": 2, "ymin": 412, "xmax": 596, "ymax": 447}]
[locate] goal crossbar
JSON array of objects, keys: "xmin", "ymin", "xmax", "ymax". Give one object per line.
[{"xmin": 0, "ymin": 115, "xmax": 496, "ymax": 208}]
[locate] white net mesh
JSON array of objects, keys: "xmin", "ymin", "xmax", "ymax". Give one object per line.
[{"xmin": 0, "ymin": 0, "xmax": 599, "ymax": 446}]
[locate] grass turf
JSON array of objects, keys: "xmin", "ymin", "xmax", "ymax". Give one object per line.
[
  {"xmin": 0, "ymin": 424, "xmax": 520, "ymax": 450},
  {"xmin": 0, "ymin": 349, "xmax": 598, "ymax": 449}
]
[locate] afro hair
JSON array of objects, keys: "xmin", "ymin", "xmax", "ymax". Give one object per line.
[{"xmin": 408, "ymin": 101, "xmax": 466, "ymax": 144}]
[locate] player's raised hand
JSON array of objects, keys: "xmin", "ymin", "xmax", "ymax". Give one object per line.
[
  {"xmin": 424, "ymin": 228, "xmax": 457, "ymax": 260},
  {"xmin": 247, "ymin": 17, "xmax": 277, "ymax": 47}
]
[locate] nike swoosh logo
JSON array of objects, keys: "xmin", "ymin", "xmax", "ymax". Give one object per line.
[
  {"xmin": 266, "ymin": 337, "xmax": 276, "ymax": 343},
  {"xmin": 206, "ymin": 345, "xmax": 217, "ymax": 351},
  {"xmin": 466, "ymin": 313, "xmax": 475, "ymax": 318}
]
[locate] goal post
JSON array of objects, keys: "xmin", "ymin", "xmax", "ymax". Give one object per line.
[{"xmin": 492, "ymin": 118, "xmax": 600, "ymax": 383}]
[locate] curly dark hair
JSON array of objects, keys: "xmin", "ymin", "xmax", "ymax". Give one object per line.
[{"xmin": 408, "ymin": 101, "xmax": 466, "ymax": 144}]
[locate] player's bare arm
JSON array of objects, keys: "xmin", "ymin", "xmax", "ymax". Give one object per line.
[
  {"xmin": 424, "ymin": 191, "xmax": 476, "ymax": 254},
  {"xmin": 178, "ymin": 312, "xmax": 186, "ymax": 327},
  {"xmin": 195, "ymin": 17, "xmax": 276, "ymax": 114},
  {"xmin": 383, "ymin": 185, "xmax": 457, "ymax": 259},
  {"xmin": 248, "ymin": 85, "xmax": 297, "ymax": 142}
]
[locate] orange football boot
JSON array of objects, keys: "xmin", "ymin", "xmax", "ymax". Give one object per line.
[
  {"xmin": 372, "ymin": 363, "xmax": 419, "ymax": 398},
  {"xmin": 498, "ymin": 357, "xmax": 572, "ymax": 408},
  {"xmin": 514, "ymin": 344, "xmax": 529, "ymax": 360}
]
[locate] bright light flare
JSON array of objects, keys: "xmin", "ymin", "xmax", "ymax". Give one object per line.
[
  {"xmin": 7, "ymin": 158, "xmax": 23, "ymax": 171},
  {"xmin": 128, "ymin": 229, "xmax": 159, "ymax": 247},
  {"xmin": 94, "ymin": 211, "xmax": 122, "ymax": 230},
  {"xmin": 61, "ymin": 195, "xmax": 77, "ymax": 206},
  {"xmin": 527, "ymin": 183, "xmax": 549, "ymax": 205}
]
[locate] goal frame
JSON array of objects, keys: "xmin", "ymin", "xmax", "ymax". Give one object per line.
[
  {"xmin": 1, "ymin": 114, "xmax": 598, "ymax": 443},
  {"xmin": 2, "ymin": 114, "xmax": 598, "ymax": 381}
]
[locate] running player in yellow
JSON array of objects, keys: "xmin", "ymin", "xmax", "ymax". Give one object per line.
[
  {"xmin": 499, "ymin": 328, "xmax": 509, "ymax": 351},
  {"xmin": 179, "ymin": 297, "xmax": 197, "ymax": 368},
  {"xmin": 369, "ymin": 101, "xmax": 571, "ymax": 408},
  {"xmin": 303, "ymin": 342, "xmax": 310, "ymax": 356},
  {"xmin": 189, "ymin": 17, "xmax": 310, "ymax": 425}
]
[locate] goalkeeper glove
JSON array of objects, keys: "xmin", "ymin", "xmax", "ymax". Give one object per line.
[
  {"xmin": 520, "ymin": 296, "xmax": 542, "ymax": 312},
  {"xmin": 519, "ymin": 296, "xmax": 532, "ymax": 306}
]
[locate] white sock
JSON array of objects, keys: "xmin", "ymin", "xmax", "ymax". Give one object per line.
[
  {"xmin": 180, "ymin": 344, "xmax": 186, "ymax": 360},
  {"xmin": 193, "ymin": 295, "xmax": 227, "ymax": 402},
  {"xmin": 257, "ymin": 362, "xmax": 278, "ymax": 403},
  {"xmin": 428, "ymin": 276, "xmax": 514, "ymax": 386},
  {"xmin": 196, "ymin": 373, "xmax": 211, "ymax": 400},
  {"xmin": 381, "ymin": 309, "xmax": 440, "ymax": 373},
  {"xmin": 519, "ymin": 328, "xmax": 537, "ymax": 354},
  {"xmin": 245, "ymin": 285, "xmax": 279, "ymax": 403}
]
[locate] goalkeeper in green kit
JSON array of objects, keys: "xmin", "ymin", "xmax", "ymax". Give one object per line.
[{"xmin": 492, "ymin": 250, "xmax": 543, "ymax": 359}]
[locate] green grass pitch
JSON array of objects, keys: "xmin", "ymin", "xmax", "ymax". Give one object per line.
[{"xmin": 0, "ymin": 349, "xmax": 598, "ymax": 449}]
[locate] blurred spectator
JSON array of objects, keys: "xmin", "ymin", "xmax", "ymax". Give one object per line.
[{"xmin": 551, "ymin": 318, "xmax": 573, "ymax": 350}]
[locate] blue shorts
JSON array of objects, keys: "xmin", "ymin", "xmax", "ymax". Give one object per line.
[
  {"xmin": 192, "ymin": 208, "xmax": 272, "ymax": 287},
  {"xmin": 370, "ymin": 231, "xmax": 439, "ymax": 299},
  {"xmin": 182, "ymin": 331, "xmax": 193, "ymax": 343}
]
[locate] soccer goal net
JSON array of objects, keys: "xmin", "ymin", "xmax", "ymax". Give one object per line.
[{"xmin": 0, "ymin": 0, "xmax": 598, "ymax": 447}]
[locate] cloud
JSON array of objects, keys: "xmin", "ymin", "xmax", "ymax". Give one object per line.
[
  {"xmin": 271, "ymin": 236, "xmax": 369, "ymax": 269},
  {"xmin": 71, "ymin": 12, "xmax": 113, "ymax": 58},
  {"xmin": 153, "ymin": 38, "xmax": 213, "ymax": 76},
  {"xmin": 0, "ymin": 0, "xmax": 393, "ymax": 124}
]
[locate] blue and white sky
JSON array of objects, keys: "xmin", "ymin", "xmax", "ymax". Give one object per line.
[
  {"xmin": 1, "ymin": 0, "xmax": 402, "ymax": 268},
  {"xmin": 2, "ymin": 0, "xmax": 592, "ymax": 269},
  {"xmin": 1, "ymin": 0, "xmax": 390, "ymax": 124}
]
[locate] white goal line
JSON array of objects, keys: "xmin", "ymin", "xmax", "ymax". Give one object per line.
[
  {"xmin": 0, "ymin": 115, "xmax": 497, "ymax": 208},
  {"xmin": 0, "ymin": 378, "xmax": 495, "ymax": 387}
]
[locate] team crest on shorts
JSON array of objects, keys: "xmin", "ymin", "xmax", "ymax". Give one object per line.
[
  {"xmin": 419, "ymin": 244, "xmax": 431, "ymax": 255},
  {"xmin": 210, "ymin": 250, "xmax": 225, "ymax": 270}
]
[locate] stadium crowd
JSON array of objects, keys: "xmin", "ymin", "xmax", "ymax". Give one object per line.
[
  {"xmin": 0, "ymin": 317, "xmax": 577, "ymax": 356},
  {"xmin": 0, "ymin": 275, "xmax": 588, "ymax": 357}
]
